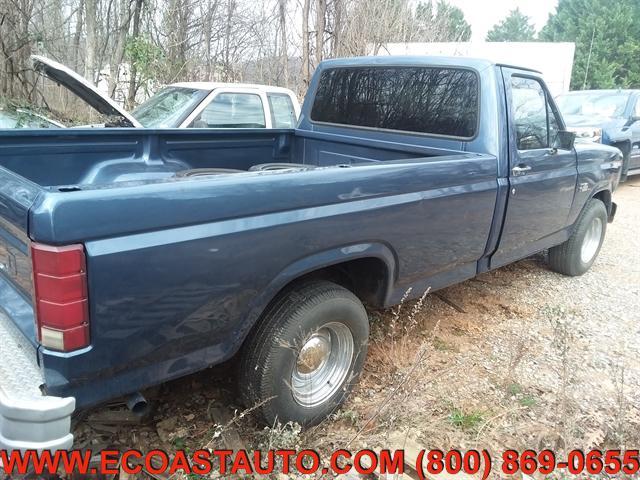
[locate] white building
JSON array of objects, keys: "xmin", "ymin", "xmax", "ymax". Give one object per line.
[{"xmin": 375, "ymin": 42, "xmax": 575, "ymax": 96}]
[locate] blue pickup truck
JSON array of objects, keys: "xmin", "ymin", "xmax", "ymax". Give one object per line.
[{"xmin": 0, "ymin": 57, "xmax": 622, "ymax": 451}]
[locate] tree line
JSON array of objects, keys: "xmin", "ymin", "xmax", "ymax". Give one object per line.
[
  {"xmin": 0, "ymin": 0, "xmax": 638, "ymax": 116},
  {"xmin": 0, "ymin": 0, "xmax": 472, "ymax": 110},
  {"xmin": 487, "ymin": 0, "xmax": 640, "ymax": 90}
]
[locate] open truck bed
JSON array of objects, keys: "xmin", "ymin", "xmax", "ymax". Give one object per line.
[{"xmin": 0, "ymin": 127, "xmax": 499, "ymax": 450}]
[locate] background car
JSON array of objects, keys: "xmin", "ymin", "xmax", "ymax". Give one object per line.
[
  {"xmin": 31, "ymin": 55, "xmax": 300, "ymax": 130},
  {"xmin": 556, "ymin": 89, "xmax": 640, "ymax": 180},
  {"xmin": 0, "ymin": 106, "xmax": 64, "ymax": 129}
]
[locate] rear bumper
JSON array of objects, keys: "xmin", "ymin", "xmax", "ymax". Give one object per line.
[{"xmin": 0, "ymin": 309, "xmax": 75, "ymax": 452}]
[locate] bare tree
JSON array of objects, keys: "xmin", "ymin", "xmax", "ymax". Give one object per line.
[
  {"xmin": 315, "ymin": 0, "xmax": 325, "ymax": 64},
  {"xmin": 0, "ymin": 0, "xmax": 474, "ymax": 115},
  {"xmin": 277, "ymin": 0, "xmax": 288, "ymax": 87},
  {"xmin": 73, "ymin": 0, "xmax": 85, "ymax": 72},
  {"xmin": 125, "ymin": 0, "xmax": 142, "ymax": 107},
  {"xmin": 301, "ymin": 0, "xmax": 310, "ymax": 87},
  {"xmin": 84, "ymin": 0, "xmax": 97, "ymax": 82}
]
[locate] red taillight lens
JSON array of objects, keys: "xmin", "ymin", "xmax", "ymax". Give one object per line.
[{"xmin": 31, "ymin": 243, "xmax": 90, "ymax": 351}]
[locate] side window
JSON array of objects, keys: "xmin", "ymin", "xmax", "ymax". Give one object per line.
[
  {"xmin": 635, "ymin": 99, "xmax": 640, "ymax": 117},
  {"xmin": 547, "ymin": 102, "xmax": 560, "ymax": 147},
  {"xmin": 511, "ymin": 77, "xmax": 548, "ymax": 150},
  {"xmin": 190, "ymin": 93, "xmax": 265, "ymax": 128},
  {"xmin": 268, "ymin": 94, "xmax": 297, "ymax": 128}
]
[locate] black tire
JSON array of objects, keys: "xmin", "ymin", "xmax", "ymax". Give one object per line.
[
  {"xmin": 238, "ymin": 281, "xmax": 369, "ymax": 427},
  {"xmin": 548, "ymin": 199, "xmax": 607, "ymax": 276}
]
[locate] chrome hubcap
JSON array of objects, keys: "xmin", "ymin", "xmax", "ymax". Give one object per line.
[
  {"xmin": 581, "ymin": 216, "xmax": 603, "ymax": 263},
  {"xmin": 291, "ymin": 322, "xmax": 354, "ymax": 407}
]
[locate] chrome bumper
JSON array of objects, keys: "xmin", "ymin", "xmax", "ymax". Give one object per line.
[{"xmin": 0, "ymin": 310, "xmax": 75, "ymax": 452}]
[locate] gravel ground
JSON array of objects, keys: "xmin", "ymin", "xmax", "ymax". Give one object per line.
[
  {"xmin": 348, "ymin": 176, "xmax": 640, "ymax": 469},
  {"xmin": 74, "ymin": 178, "xmax": 640, "ymax": 477}
]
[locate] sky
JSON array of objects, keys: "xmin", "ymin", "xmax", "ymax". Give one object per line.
[{"xmin": 445, "ymin": 0, "xmax": 560, "ymax": 41}]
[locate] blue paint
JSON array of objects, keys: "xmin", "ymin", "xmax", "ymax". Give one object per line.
[
  {"xmin": 0, "ymin": 57, "xmax": 621, "ymax": 408},
  {"xmin": 558, "ymin": 89, "xmax": 640, "ymax": 175}
]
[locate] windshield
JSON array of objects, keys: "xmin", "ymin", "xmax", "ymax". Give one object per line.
[
  {"xmin": 132, "ymin": 87, "xmax": 209, "ymax": 127},
  {"xmin": 556, "ymin": 92, "xmax": 630, "ymax": 119},
  {"xmin": 0, "ymin": 108, "xmax": 63, "ymax": 129}
]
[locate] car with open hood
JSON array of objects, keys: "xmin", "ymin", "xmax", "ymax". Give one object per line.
[
  {"xmin": 0, "ymin": 105, "xmax": 64, "ymax": 129},
  {"xmin": 29, "ymin": 55, "xmax": 300, "ymax": 130}
]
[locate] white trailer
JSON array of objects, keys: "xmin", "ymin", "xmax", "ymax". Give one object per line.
[{"xmin": 375, "ymin": 42, "xmax": 575, "ymax": 96}]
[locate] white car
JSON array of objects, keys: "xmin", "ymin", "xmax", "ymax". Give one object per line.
[
  {"xmin": 31, "ymin": 55, "xmax": 301, "ymax": 129},
  {"xmin": 132, "ymin": 82, "xmax": 300, "ymax": 129}
]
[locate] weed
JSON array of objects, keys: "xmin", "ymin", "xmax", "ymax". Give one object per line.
[
  {"xmin": 256, "ymin": 421, "xmax": 302, "ymax": 450},
  {"xmin": 331, "ymin": 408, "xmax": 360, "ymax": 426},
  {"xmin": 368, "ymin": 288, "xmax": 432, "ymax": 373},
  {"xmin": 519, "ymin": 396, "xmax": 537, "ymax": 407},
  {"xmin": 433, "ymin": 337, "xmax": 457, "ymax": 352},
  {"xmin": 507, "ymin": 383, "xmax": 522, "ymax": 395},
  {"xmin": 172, "ymin": 436, "xmax": 186, "ymax": 450},
  {"xmin": 448, "ymin": 408, "xmax": 484, "ymax": 431}
]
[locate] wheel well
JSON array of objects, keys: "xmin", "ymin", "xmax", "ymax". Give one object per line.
[
  {"xmin": 593, "ymin": 190, "xmax": 612, "ymax": 217},
  {"xmin": 284, "ymin": 257, "xmax": 391, "ymax": 308},
  {"xmin": 613, "ymin": 140, "xmax": 631, "ymax": 158}
]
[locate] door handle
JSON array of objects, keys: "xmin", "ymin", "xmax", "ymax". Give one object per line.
[{"xmin": 512, "ymin": 164, "xmax": 532, "ymax": 176}]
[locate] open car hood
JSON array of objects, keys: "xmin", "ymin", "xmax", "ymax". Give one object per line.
[{"xmin": 31, "ymin": 55, "xmax": 142, "ymax": 128}]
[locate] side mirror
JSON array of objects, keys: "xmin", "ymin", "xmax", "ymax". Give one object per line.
[
  {"xmin": 554, "ymin": 130, "xmax": 576, "ymax": 150},
  {"xmin": 630, "ymin": 115, "xmax": 640, "ymax": 124}
]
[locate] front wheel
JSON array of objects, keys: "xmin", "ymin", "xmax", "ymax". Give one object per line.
[
  {"xmin": 548, "ymin": 199, "xmax": 607, "ymax": 276},
  {"xmin": 238, "ymin": 281, "xmax": 369, "ymax": 427}
]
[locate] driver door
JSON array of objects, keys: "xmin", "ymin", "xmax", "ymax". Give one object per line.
[{"xmin": 491, "ymin": 69, "xmax": 578, "ymax": 268}]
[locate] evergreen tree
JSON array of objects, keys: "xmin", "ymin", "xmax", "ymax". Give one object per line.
[
  {"xmin": 486, "ymin": 8, "xmax": 536, "ymax": 42},
  {"xmin": 540, "ymin": 0, "xmax": 640, "ymax": 89}
]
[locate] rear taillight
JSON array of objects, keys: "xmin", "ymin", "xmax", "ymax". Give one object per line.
[{"xmin": 31, "ymin": 243, "xmax": 90, "ymax": 351}]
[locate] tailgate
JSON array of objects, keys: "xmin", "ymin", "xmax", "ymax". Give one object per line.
[{"xmin": 0, "ymin": 167, "xmax": 42, "ymax": 344}]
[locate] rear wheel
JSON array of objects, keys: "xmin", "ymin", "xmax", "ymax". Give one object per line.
[
  {"xmin": 548, "ymin": 199, "xmax": 607, "ymax": 276},
  {"xmin": 238, "ymin": 281, "xmax": 369, "ymax": 426}
]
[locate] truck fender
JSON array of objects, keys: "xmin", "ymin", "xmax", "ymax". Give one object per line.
[{"xmin": 232, "ymin": 242, "xmax": 397, "ymax": 353}]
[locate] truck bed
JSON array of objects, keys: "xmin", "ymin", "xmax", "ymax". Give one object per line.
[
  {"xmin": 0, "ymin": 128, "xmax": 499, "ymax": 409},
  {"xmin": 0, "ymin": 128, "xmax": 459, "ymax": 188}
]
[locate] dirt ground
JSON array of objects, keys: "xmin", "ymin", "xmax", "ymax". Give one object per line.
[{"xmin": 74, "ymin": 177, "xmax": 640, "ymax": 478}]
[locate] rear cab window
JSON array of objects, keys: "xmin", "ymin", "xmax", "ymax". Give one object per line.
[
  {"xmin": 267, "ymin": 93, "xmax": 297, "ymax": 128},
  {"xmin": 190, "ymin": 93, "xmax": 266, "ymax": 128},
  {"xmin": 310, "ymin": 66, "xmax": 479, "ymax": 138}
]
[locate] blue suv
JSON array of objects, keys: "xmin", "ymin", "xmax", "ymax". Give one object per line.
[{"xmin": 557, "ymin": 89, "xmax": 640, "ymax": 180}]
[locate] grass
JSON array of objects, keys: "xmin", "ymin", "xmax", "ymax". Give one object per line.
[
  {"xmin": 433, "ymin": 336, "xmax": 458, "ymax": 352},
  {"xmin": 448, "ymin": 408, "xmax": 484, "ymax": 431},
  {"xmin": 507, "ymin": 382, "xmax": 537, "ymax": 407},
  {"xmin": 519, "ymin": 396, "xmax": 537, "ymax": 407},
  {"xmin": 507, "ymin": 383, "xmax": 523, "ymax": 395}
]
